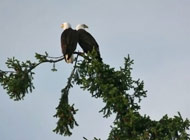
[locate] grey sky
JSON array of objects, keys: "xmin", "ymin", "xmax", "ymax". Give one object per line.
[{"xmin": 0, "ymin": 0, "xmax": 190, "ymax": 139}]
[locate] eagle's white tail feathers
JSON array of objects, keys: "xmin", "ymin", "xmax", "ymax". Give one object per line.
[{"xmin": 65, "ymin": 54, "xmax": 74, "ymax": 63}]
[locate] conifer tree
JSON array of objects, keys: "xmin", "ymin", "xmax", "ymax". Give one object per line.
[{"xmin": 0, "ymin": 51, "xmax": 189, "ymax": 140}]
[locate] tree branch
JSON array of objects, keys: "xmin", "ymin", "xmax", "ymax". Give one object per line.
[
  {"xmin": 53, "ymin": 54, "xmax": 79, "ymax": 136},
  {"xmin": 62, "ymin": 54, "xmax": 79, "ymax": 95},
  {"xmin": 28, "ymin": 56, "xmax": 64, "ymax": 72}
]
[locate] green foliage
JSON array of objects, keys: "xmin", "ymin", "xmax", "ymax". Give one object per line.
[
  {"xmin": 0, "ymin": 57, "xmax": 35, "ymax": 100},
  {"xmin": 73, "ymin": 53, "xmax": 147, "ymax": 118},
  {"xmin": 72, "ymin": 52, "xmax": 190, "ymax": 140},
  {"xmin": 83, "ymin": 137, "xmax": 101, "ymax": 140},
  {"xmin": 0, "ymin": 52, "xmax": 64, "ymax": 100},
  {"xmin": 0, "ymin": 51, "xmax": 189, "ymax": 139},
  {"xmin": 53, "ymin": 90, "xmax": 78, "ymax": 136},
  {"xmin": 35, "ymin": 52, "xmax": 49, "ymax": 62},
  {"xmin": 53, "ymin": 56, "xmax": 79, "ymax": 136}
]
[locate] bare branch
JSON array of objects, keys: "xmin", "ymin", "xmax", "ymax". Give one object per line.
[{"xmin": 28, "ymin": 56, "xmax": 64, "ymax": 72}]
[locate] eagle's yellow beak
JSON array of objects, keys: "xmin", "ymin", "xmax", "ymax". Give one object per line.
[{"xmin": 61, "ymin": 24, "xmax": 64, "ymax": 28}]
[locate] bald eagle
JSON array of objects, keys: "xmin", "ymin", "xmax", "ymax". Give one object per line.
[
  {"xmin": 76, "ymin": 24, "xmax": 102, "ymax": 62},
  {"xmin": 61, "ymin": 22, "xmax": 78, "ymax": 63}
]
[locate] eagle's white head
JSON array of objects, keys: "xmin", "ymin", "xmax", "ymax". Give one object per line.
[
  {"xmin": 61, "ymin": 22, "xmax": 71, "ymax": 30},
  {"xmin": 76, "ymin": 24, "xmax": 88, "ymax": 30}
]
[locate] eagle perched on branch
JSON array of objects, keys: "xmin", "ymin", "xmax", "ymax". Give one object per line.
[{"xmin": 61, "ymin": 22, "xmax": 102, "ymax": 63}]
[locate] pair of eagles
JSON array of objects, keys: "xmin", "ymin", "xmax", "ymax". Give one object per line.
[{"xmin": 61, "ymin": 22, "xmax": 102, "ymax": 63}]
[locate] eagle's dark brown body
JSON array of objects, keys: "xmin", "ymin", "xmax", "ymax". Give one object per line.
[
  {"xmin": 61, "ymin": 28, "xmax": 78, "ymax": 63},
  {"xmin": 77, "ymin": 29, "xmax": 102, "ymax": 62}
]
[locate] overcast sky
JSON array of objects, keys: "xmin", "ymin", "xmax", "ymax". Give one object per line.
[{"xmin": 0, "ymin": 0, "xmax": 190, "ymax": 140}]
